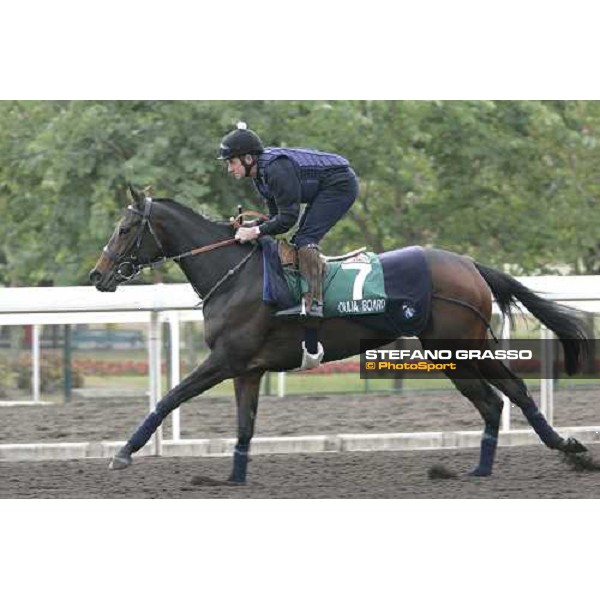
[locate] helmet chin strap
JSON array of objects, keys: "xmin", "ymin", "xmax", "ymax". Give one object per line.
[{"xmin": 243, "ymin": 155, "xmax": 256, "ymax": 177}]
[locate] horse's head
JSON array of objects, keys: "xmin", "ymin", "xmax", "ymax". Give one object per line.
[{"xmin": 89, "ymin": 185, "xmax": 163, "ymax": 292}]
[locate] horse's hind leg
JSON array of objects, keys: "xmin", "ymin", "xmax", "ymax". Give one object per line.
[
  {"xmin": 479, "ymin": 359, "xmax": 587, "ymax": 454},
  {"xmin": 443, "ymin": 363, "xmax": 504, "ymax": 476},
  {"xmin": 229, "ymin": 370, "xmax": 264, "ymax": 484}
]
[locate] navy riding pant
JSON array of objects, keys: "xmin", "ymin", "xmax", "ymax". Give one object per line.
[{"xmin": 292, "ymin": 169, "xmax": 359, "ymax": 247}]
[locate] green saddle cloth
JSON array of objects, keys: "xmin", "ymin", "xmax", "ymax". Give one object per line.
[{"xmin": 283, "ymin": 252, "xmax": 388, "ymax": 317}]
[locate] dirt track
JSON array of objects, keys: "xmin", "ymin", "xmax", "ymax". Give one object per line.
[
  {"xmin": 1, "ymin": 385, "xmax": 600, "ymax": 498},
  {"xmin": 2, "ymin": 446, "xmax": 599, "ymax": 498}
]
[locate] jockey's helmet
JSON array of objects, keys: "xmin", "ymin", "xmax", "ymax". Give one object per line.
[{"xmin": 217, "ymin": 122, "xmax": 264, "ymax": 160}]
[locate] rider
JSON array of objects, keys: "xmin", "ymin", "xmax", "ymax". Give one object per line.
[{"xmin": 218, "ymin": 122, "xmax": 359, "ymax": 318}]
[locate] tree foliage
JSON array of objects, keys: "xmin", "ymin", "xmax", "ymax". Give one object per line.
[{"xmin": 1, "ymin": 100, "xmax": 599, "ymax": 286}]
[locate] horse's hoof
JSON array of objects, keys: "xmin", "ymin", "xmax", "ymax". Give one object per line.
[
  {"xmin": 468, "ymin": 467, "xmax": 492, "ymax": 477},
  {"xmin": 227, "ymin": 474, "xmax": 247, "ymax": 486},
  {"xmin": 108, "ymin": 453, "xmax": 132, "ymax": 470},
  {"xmin": 560, "ymin": 437, "xmax": 588, "ymax": 454}
]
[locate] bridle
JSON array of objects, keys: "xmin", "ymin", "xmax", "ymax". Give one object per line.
[
  {"xmin": 101, "ymin": 197, "xmax": 266, "ymax": 303},
  {"xmin": 101, "ymin": 197, "xmax": 162, "ymax": 282}
]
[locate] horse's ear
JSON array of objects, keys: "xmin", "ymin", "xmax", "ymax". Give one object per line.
[{"xmin": 128, "ymin": 184, "xmax": 144, "ymax": 209}]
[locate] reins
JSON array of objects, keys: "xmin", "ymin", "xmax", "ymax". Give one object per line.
[
  {"xmin": 105, "ymin": 197, "xmax": 267, "ymax": 305},
  {"xmin": 149, "ymin": 237, "xmax": 238, "ymax": 266},
  {"xmin": 134, "ymin": 207, "xmax": 267, "ymax": 268}
]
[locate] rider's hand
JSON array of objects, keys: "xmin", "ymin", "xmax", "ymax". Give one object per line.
[{"xmin": 235, "ymin": 226, "xmax": 260, "ymax": 243}]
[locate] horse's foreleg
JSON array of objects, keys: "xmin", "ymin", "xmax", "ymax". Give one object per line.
[
  {"xmin": 444, "ymin": 363, "xmax": 503, "ymax": 476},
  {"xmin": 229, "ymin": 371, "xmax": 264, "ymax": 484},
  {"xmin": 109, "ymin": 353, "xmax": 231, "ymax": 470}
]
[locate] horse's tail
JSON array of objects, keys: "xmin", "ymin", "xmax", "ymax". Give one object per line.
[{"xmin": 474, "ymin": 262, "xmax": 589, "ymax": 375}]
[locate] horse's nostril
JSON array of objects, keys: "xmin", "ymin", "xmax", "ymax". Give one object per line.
[{"xmin": 89, "ymin": 269, "xmax": 102, "ymax": 284}]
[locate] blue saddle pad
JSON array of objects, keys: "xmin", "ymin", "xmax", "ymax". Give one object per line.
[{"xmin": 259, "ymin": 238, "xmax": 432, "ymax": 337}]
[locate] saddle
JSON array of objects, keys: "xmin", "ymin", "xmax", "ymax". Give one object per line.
[{"xmin": 278, "ymin": 239, "xmax": 368, "ymax": 268}]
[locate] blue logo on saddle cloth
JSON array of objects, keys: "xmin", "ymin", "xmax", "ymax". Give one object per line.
[{"xmin": 401, "ymin": 302, "xmax": 416, "ymax": 319}]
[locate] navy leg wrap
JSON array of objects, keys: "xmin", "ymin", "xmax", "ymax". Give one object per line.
[
  {"xmin": 522, "ymin": 403, "xmax": 563, "ymax": 449},
  {"xmin": 231, "ymin": 444, "xmax": 250, "ymax": 483},
  {"xmin": 128, "ymin": 411, "xmax": 162, "ymax": 453},
  {"xmin": 472, "ymin": 433, "xmax": 498, "ymax": 476},
  {"xmin": 470, "ymin": 419, "xmax": 499, "ymax": 476}
]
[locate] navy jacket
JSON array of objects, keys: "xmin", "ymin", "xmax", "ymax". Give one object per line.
[{"xmin": 254, "ymin": 148, "xmax": 351, "ymax": 236}]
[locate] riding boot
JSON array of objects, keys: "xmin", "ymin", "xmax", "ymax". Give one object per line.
[{"xmin": 275, "ymin": 244, "xmax": 324, "ymax": 318}]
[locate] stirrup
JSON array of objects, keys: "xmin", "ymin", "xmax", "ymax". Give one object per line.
[
  {"xmin": 297, "ymin": 341, "xmax": 325, "ymax": 371},
  {"xmin": 306, "ymin": 301, "xmax": 323, "ymax": 318},
  {"xmin": 275, "ymin": 303, "xmax": 306, "ymax": 318},
  {"xmin": 275, "ymin": 298, "xmax": 323, "ymax": 319}
]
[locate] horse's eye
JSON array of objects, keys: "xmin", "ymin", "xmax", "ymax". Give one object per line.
[{"xmin": 119, "ymin": 226, "xmax": 131, "ymax": 235}]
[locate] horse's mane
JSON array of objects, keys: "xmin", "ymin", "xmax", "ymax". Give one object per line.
[{"xmin": 153, "ymin": 197, "xmax": 232, "ymax": 234}]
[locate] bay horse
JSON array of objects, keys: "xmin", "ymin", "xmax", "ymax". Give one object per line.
[{"xmin": 89, "ymin": 187, "xmax": 589, "ymax": 484}]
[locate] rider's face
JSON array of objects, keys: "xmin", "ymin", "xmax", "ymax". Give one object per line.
[{"xmin": 226, "ymin": 155, "xmax": 253, "ymax": 179}]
